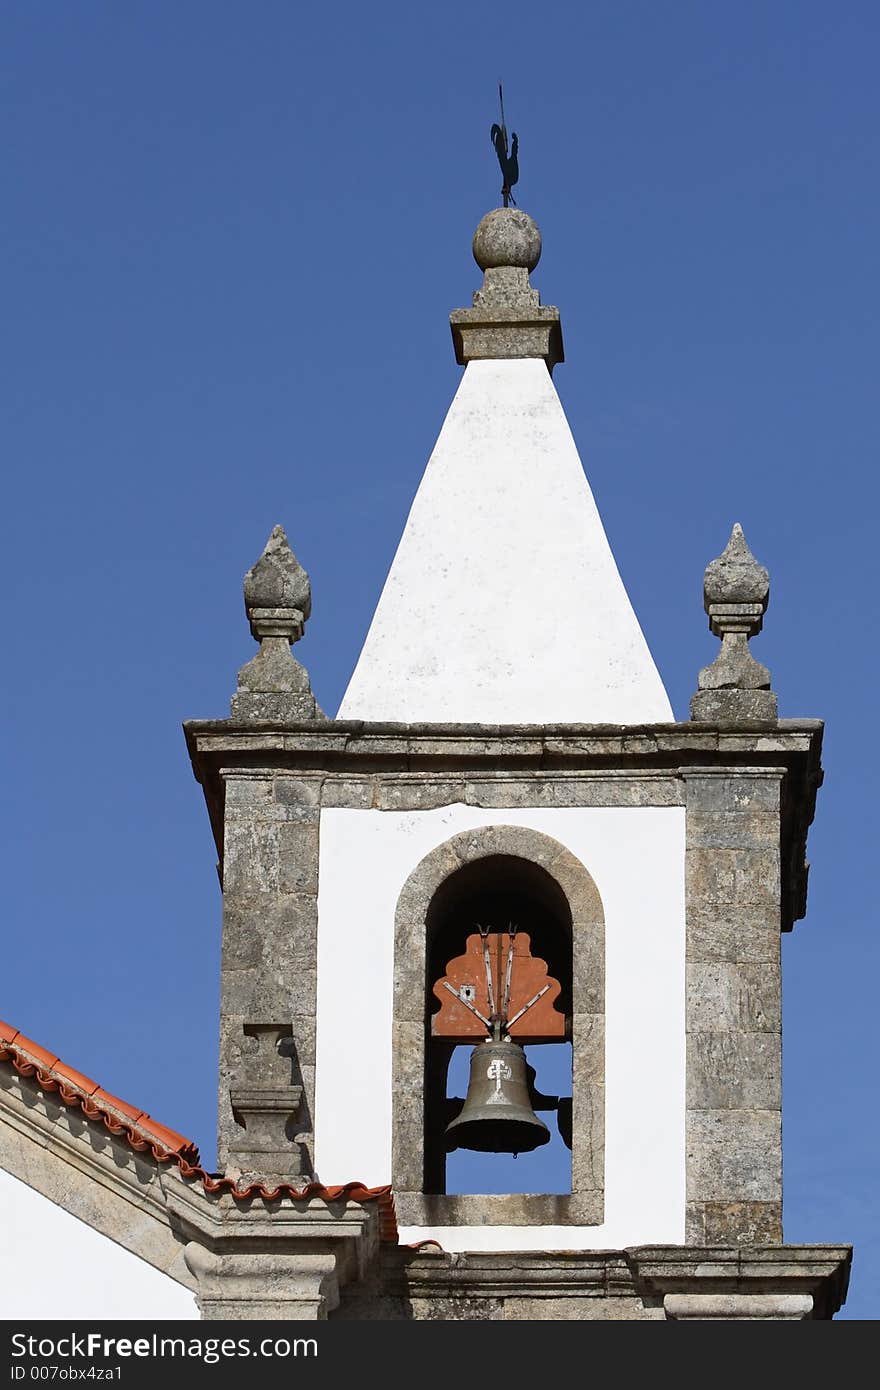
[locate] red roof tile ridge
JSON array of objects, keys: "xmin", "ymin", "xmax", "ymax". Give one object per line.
[
  {"xmin": 173, "ymin": 1158, "xmax": 398, "ymax": 1241},
  {"xmin": 0, "ymin": 1017, "xmax": 200, "ymax": 1163},
  {"xmin": 0, "ymin": 1017, "xmax": 399, "ymax": 1243}
]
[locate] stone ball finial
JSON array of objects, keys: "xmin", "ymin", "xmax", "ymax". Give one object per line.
[
  {"xmin": 473, "ymin": 207, "xmax": 542, "ymax": 272},
  {"xmin": 243, "ymin": 524, "xmax": 311, "ymax": 624},
  {"xmin": 703, "ymin": 522, "xmax": 770, "ymax": 612}
]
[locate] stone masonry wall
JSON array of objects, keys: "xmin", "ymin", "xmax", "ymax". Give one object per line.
[{"xmin": 683, "ymin": 767, "xmax": 784, "ymax": 1243}]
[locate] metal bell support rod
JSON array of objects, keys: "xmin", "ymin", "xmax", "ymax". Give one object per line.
[{"xmin": 443, "ymin": 923, "xmax": 553, "ymax": 1155}]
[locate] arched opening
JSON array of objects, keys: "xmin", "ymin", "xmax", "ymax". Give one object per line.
[
  {"xmin": 392, "ymin": 824, "xmax": 605, "ymax": 1228},
  {"xmin": 423, "ymin": 854, "xmax": 572, "ymax": 1195}
]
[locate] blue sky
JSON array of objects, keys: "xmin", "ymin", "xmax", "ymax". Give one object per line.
[{"xmin": 2, "ymin": 3, "xmax": 877, "ymax": 1318}]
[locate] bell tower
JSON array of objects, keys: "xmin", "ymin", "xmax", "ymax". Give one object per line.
[{"xmin": 184, "ymin": 206, "xmax": 851, "ymax": 1318}]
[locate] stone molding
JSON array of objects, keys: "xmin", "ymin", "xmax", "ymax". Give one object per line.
[
  {"xmin": 228, "ymin": 1023, "xmax": 306, "ymax": 1181},
  {"xmin": 164, "ymin": 1177, "xmax": 382, "ymax": 1321},
  {"xmin": 335, "ymin": 1244, "xmax": 851, "ymax": 1320},
  {"xmin": 631, "ymin": 1244, "xmax": 851, "ymax": 1320},
  {"xmin": 185, "ymin": 720, "xmax": 822, "ymax": 935},
  {"xmin": 0, "ymin": 1066, "xmax": 194, "ymax": 1290},
  {"xmin": 0, "ymin": 1061, "xmax": 389, "ymax": 1321},
  {"xmin": 663, "ymin": 1293, "xmax": 813, "ymax": 1319},
  {"xmin": 391, "ymin": 824, "xmax": 604, "ymax": 1228}
]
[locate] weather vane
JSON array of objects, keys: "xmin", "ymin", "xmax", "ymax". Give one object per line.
[{"xmin": 491, "ymin": 82, "xmax": 519, "ymax": 208}]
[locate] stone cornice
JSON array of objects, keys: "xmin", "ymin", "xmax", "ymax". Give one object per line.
[
  {"xmin": 184, "ymin": 718, "xmax": 823, "ymax": 930},
  {"xmin": 185, "ymin": 717, "xmax": 823, "ymax": 762},
  {"xmin": 372, "ymin": 1243, "xmax": 851, "ymax": 1318},
  {"xmin": 628, "ymin": 1244, "xmax": 852, "ymax": 1319},
  {"xmin": 162, "ymin": 1176, "xmax": 383, "ymax": 1319}
]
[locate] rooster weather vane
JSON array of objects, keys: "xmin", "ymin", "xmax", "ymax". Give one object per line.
[{"xmin": 491, "ymin": 83, "xmax": 519, "ymax": 208}]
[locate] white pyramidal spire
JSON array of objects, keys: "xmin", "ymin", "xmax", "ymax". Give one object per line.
[{"xmin": 338, "ymin": 209, "xmax": 672, "ymax": 724}]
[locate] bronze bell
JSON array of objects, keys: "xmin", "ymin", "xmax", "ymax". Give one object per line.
[{"xmin": 445, "ymin": 1039, "xmax": 550, "ymax": 1154}]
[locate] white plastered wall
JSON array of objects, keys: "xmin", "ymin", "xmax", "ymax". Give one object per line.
[
  {"xmin": 338, "ymin": 360, "xmax": 673, "ymax": 725},
  {"xmin": 0, "ymin": 1168, "xmax": 198, "ymax": 1319},
  {"xmin": 315, "ymin": 804, "xmax": 686, "ymax": 1251}
]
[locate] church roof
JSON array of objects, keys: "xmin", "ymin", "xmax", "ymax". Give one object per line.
[
  {"xmin": 0, "ymin": 1019, "xmax": 198, "ymax": 1160},
  {"xmin": 0, "ymin": 1019, "xmax": 398, "ymax": 1240}
]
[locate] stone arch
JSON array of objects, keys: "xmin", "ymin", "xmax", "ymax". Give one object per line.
[{"xmin": 392, "ymin": 824, "xmax": 605, "ymax": 1229}]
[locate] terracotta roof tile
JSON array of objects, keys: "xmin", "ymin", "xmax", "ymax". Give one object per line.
[
  {"xmin": 0, "ymin": 1017, "xmax": 398, "ymax": 1242},
  {"xmin": 14, "ymin": 1037, "xmax": 60, "ymax": 1072},
  {"xmin": 49, "ymin": 1063, "xmax": 100, "ymax": 1097},
  {"xmin": 91, "ymin": 1090, "xmax": 145, "ymax": 1123},
  {"xmin": 0, "ymin": 1018, "xmax": 202, "ymax": 1161}
]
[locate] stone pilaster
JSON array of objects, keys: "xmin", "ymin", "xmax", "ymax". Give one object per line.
[
  {"xmin": 218, "ymin": 771, "xmax": 320, "ymax": 1178},
  {"xmin": 683, "ymin": 767, "xmax": 784, "ymax": 1244}
]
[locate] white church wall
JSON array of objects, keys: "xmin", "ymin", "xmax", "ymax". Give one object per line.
[
  {"xmin": 315, "ymin": 803, "xmax": 686, "ymax": 1251},
  {"xmin": 0, "ymin": 1169, "xmax": 199, "ymax": 1320}
]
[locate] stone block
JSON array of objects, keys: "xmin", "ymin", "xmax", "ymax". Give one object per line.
[
  {"xmin": 377, "ymin": 781, "xmax": 466, "ymax": 811},
  {"xmin": 686, "ymin": 846, "xmax": 779, "ymax": 905},
  {"xmin": 395, "ymin": 844, "xmax": 461, "ymax": 922},
  {"xmin": 278, "ymin": 823, "xmax": 320, "ymax": 894},
  {"xmin": 690, "ymin": 689, "xmax": 778, "ymax": 722},
  {"xmin": 286, "ymin": 1013, "xmax": 317, "ymax": 1069},
  {"xmin": 392, "ymin": 1021, "xmax": 424, "ymax": 1190},
  {"xmin": 687, "ymin": 962, "xmax": 780, "ymax": 1033},
  {"xmin": 685, "ymin": 1201, "xmax": 706, "ymax": 1244},
  {"xmin": 687, "ymin": 812, "xmax": 779, "ymax": 849},
  {"xmin": 501, "ymin": 1296, "xmax": 663, "ymax": 1320},
  {"xmin": 224, "ymin": 775, "xmax": 274, "ymax": 810},
  {"xmin": 687, "ymin": 1109, "xmax": 780, "ymax": 1202},
  {"xmin": 395, "ymin": 944, "xmax": 427, "ymax": 1025},
  {"xmin": 686, "ymin": 904, "xmax": 779, "ymax": 964},
  {"xmin": 273, "ymin": 892, "xmax": 319, "ymax": 949},
  {"xmin": 274, "ymin": 777, "xmax": 323, "ymax": 809},
  {"xmin": 664, "ymin": 1293, "xmax": 809, "ymax": 1319},
  {"xmin": 682, "ymin": 773, "xmax": 781, "ymax": 814},
  {"xmin": 701, "ymin": 1200, "xmax": 782, "ymax": 1244},
  {"xmin": 572, "ymin": 922, "xmax": 604, "ymax": 1012},
  {"xmin": 229, "ymin": 690, "xmax": 319, "ymax": 723},
  {"xmin": 409, "ymin": 1295, "xmax": 505, "ymax": 1321},
  {"xmin": 453, "ymin": 824, "xmax": 553, "ymax": 866},
  {"xmin": 319, "ymin": 779, "xmax": 375, "ymax": 809},
  {"xmin": 275, "ymin": 961, "xmax": 317, "ymax": 1019},
  {"xmin": 687, "ymin": 1031, "xmax": 781, "ymax": 1109},
  {"xmin": 223, "ymin": 820, "xmax": 279, "ymax": 897},
  {"xmin": 221, "ymin": 907, "xmax": 263, "ymax": 969},
  {"xmin": 462, "ymin": 776, "xmax": 679, "ymax": 810},
  {"xmin": 221, "ymin": 894, "xmax": 317, "ymax": 975},
  {"xmin": 570, "ymin": 1079, "xmax": 604, "ymax": 1192},
  {"xmin": 222, "ymin": 969, "xmax": 283, "ymax": 1021},
  {"xmin": 570, "ymin": 1014, "xmax": 603, "ymax": 1085}
]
